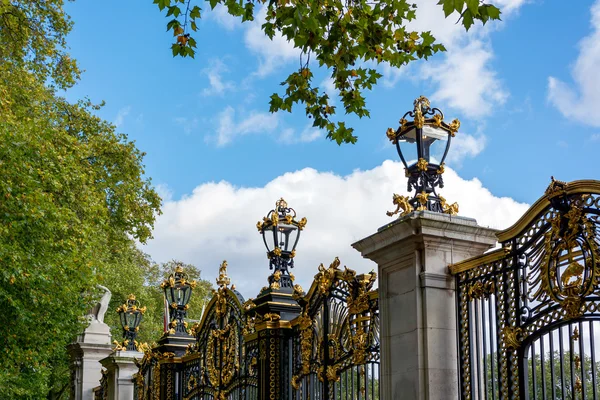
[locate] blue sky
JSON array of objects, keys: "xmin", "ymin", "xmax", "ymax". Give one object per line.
[{"xmin": 62, "ymin": 0, "xmax": 600, "ymax": 293}]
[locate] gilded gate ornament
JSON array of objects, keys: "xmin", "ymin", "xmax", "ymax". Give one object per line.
[{"xmin": 386, "ymin": 193, "xmax": 413, "ymax": 217}]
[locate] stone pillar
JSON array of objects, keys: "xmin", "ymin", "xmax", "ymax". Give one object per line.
[
  {"xmin": 100, "ymin": 350, "xmax": 144, "ymax": 400},
  {"xmin": 352, "ymin": 211, "xmax": 497, "ymax": 400},
  {"xmin": 68, "ymin": 321, "xmax": 113, "ymax": 400}
]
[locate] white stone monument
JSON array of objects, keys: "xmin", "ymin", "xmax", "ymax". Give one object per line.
[
  {"xmin": 353, "ymin": 211, "xmax": 497, "ymax": 400},
  {"xmin": 68, "ymin": 286, "xmax": 113, "ymax": 400}
]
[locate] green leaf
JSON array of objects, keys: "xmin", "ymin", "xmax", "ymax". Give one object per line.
[
  {"xmin": 466, "ymin": 0, "xmax": 479, "ymax": 16},
  {"xmin": 189, "ymin": 5, "xmax": 201, "ymax": 19},
  {"xmin": 462, "ymin": 10, "xmax": 474, "ymax": 30}
]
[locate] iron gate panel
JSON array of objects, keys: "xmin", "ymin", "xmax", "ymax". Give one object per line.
[
  {"xmin": 134, "ymin": 258, "xmax": 380, "ymax": 400},
  {"xmin": 451, "ymin": 179, "xmax": 600, "ymax": 400},
  {"xmin": 290, "ymin": 258, "xmax": 380, "ymax": 400}
]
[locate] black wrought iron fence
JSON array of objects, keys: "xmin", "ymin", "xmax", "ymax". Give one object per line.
[
  {"xmin": 133, "ymin": 258, "xmax": 379, "ymax": 400},
  {"xmin": 451, "ymin": 179, "xmax": 600, "ymax": 400}
]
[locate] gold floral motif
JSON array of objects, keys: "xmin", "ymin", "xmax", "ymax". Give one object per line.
[
  {"xmin": 416, "ymin": 191, "xmax": 429, "ymax": 211},
  {"xmin": 432, "ymin": 113, "xmax": 443, "ymax": 127},
  {"xmin": 386, "ymin": 127, "xmax": 397, "ymax": 143},
  {"xmin": 112, "ymin": 340, "xmax": 129, "ymax": 351},
  {"xmin": 270, "ymin": 270, "xmax": 281, "ymax": 290},
  {"xmin": 416, "ymin": 157, "xmax": 428, "ymax": 172},
  {"xmin": 243, "ymin": 298, "xmax": 256, "ymax": 311},
  {"xmin": 414, "ymin": 109, "xmax": 424, "ymax": 129},
  {"xmin": 316, "ymin": 257, "xmax": 341, "ymax": 295},
  {"xmin": 297, "ymin": 217, "xmax": 308, "ymax": 230},
  {"xmin": 292, "ymin": 284, "xmax": 305, "ymax": 300},
  {"xmin": 448, "ymin": 118, "xmax": 460, "ymax": 136},
  {"xmin": 574, "ymin": 376, "xmax": 582, "ymax": 393},
  {"xmin": 544, "ymin": 176, "xmax": 568, "ymax": 199},
  {"xmin": 273, "ymin": 247, "xmax": 282, "ymax": 257},
  {"xmin": 436, "ymin": 163, "xmax": 445, "ymax": 174},
  {"xmin": 467, "ymin": 281, "xmax": 495, "ymax": 300},
  {"xmin": 572, "ymin": 327, "xmax": 580, "ymax": 341},
  {"xmin": 439, "ymin": 195, "xmax": 459, "ymax": 216},
  {"xmin": 386, "ymin": 193, "xmax": 413, "ymax": 217},
  {"xmin": 326, "ymin": 365, "xmax": 340, "ymax": 382},
  {"xmin": 399, "ymin": 117, "xmax": 408, "ymax": 132},
  {"xmin": 502, "ymin": 326, "xmax": 522, "ymax": 351}
]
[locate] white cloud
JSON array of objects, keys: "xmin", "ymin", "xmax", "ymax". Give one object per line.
[
  {"xmin": 547, "ymin": 0, "xmax": 600, "ymax": 127},
  {"xmin": 279, "ymin": 125, "xmax": 322, "ymax": 144},
  {"xmin": 202, "ymin": 58, "xmax": 235, "ymax": 97},
  {"xmin": 207, "ymin": 4, "xmax": 241, "ymax": 30},
  {"xmin": 446, "ymin": 132, "xmax": 487, "ymax": 164},
  {"xmin": 421, "ymin": 40, "xmax": 508, "ymax": 118},
  {"xmin": 143, "ymin": 161, "xmax": 529, "ymax": 298},
  {"xmin": 381, "ymin": 0, "xmax": 522, "ymax": 118},
  {"xmin": 591, "ymin": 133, "xmax": 600, "ymax": 141},
  {"xmin": 174, "ymin": 117, "xmax": 199, "ymax": 135},
  {"xmin": 213, "ymin": 106, "xmax": 279, "ymax": 146},
  {"xmin": 244, "ymin": 7, "xmax": 300, "ymax": 77},
  {"xmin": 114, "ymin": 106, "xmax": 131, "ymax": 128}
]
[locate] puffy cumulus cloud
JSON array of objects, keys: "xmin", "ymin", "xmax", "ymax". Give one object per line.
[
  {"xmin": 400, "ymin": 0, "xmax": 511, "ymax": 118},
  {"xmin": 548, "ymin": 0, "xmax": 600, "ymax": 127},
  {"xmin": 421, "ymin": 40, "xmax": 508, "ymax": 118},
  {"xmin": 446, "ymin": 131, "xmax": 487, "ymax": 164},
  {"xmin": 143, "ymin": 161, "xmax": 529, "ymax": 298}
]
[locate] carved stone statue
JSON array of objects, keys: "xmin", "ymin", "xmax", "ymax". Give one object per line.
[{"xmin": 86, "ymin": 285, "xmax": 112, "ymax": 324}]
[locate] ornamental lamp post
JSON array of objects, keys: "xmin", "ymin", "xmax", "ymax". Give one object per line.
[
  {"xmin": 116, "ymin": 294, "xmax": 146, "ymax": 351},
  {"xmin": 385, "ymin": 95, "xmax": 460, "ymax": 216},
  {"xmin": 256, "ymin": 198, "xmax": 307, "ymax": 290},
  {"xmin": 160, "ymin": 263, "xmax": 197, "ymax": 335}
]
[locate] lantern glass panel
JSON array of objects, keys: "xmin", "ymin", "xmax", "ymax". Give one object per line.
[
  {"xmin": 421, "ymin": 126, "xmax": 448, "ymax": 164},
  {"xmin": 120, "ymin": 312, "xmax": 127, "ymax": 328},
  {"xmin": 398, "ymin": 128, "xmax": 418, "ymax": 167},
  {"xmin": 262, "ymin": 225, "xmax": 277, "ymax": 253},
  {"xmin": 277, "ymin": 222, "xmax": 298, "ymax": 252},
  {"xmin": 127, "ymin": 312, "xmax": 138, "ymax": 329},
  {"xmin": 175, "ymin": 287, "xmax": 185, "ymax": 306},
  {"xmin": 165, "ymin": 287, "xmax": 174, "ymax": 305},
  {"xmin": 182, "ymin": 286, "xmax": 192, "ymax": 306}
]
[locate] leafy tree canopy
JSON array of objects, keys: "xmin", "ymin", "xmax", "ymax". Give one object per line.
[
  {"xmin": 0, "ymin": 1, "xmax": 163, "ymax": 398},
  {"xmin": 154, "ymin": 0, "xmax": 501, "ymax": 144}
]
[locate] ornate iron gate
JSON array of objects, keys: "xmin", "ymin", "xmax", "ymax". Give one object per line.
[
  {"xmin": 290, "ymin": 258, "xmax": 380, "ymax": 400},
  {"xmin": 451, "ymin": 179, "xmax": 600, "ymax": 400},
  {"xmin": 134, "ymin": 259, "xmax": 379, "ymax": 400}
]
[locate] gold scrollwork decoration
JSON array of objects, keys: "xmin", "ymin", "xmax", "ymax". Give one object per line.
[{"xmin": 502, "ymin": 326, "xmax": 522, "ymax": 351}]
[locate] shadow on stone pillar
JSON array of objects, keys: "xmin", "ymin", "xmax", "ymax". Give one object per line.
[
  {"xmin": 68, "ymin": 320, "xmax": 113, "ymax": 400},
  {"xmin": 100, "ymin": 349, "xmax": 144, "ymax": 400},
  {"xmin": 352, "ymin": 211, "xmax": 497, "ymax": 400}
]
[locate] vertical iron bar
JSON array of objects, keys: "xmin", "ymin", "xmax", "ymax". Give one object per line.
[
  {"xmin": 474, "ymin": 299, "xmax": 483, "ymax": 400},
  {"xmin": 579, "ymin": 321, "xmax": 586, "ymax": 399},
  {"xmin": 559, "ymin": 325, "xmax": 566, "ymax": 400},
  {"xmin": 540, "ymin": 334, "xmax": 547, "ymax": 400},
  {"xmin": 550, "ymin": 329, "xmax": 556, "ymax": 400},
  {"xmin": 591, "ymin": 321, "xmax": 597, "ymax": 400},
  {"xmin": 488, "ymin": 295, "xmax": 497, "ymax": 400},
  {"xmin": 532, "ymin": 341, "xmax": 538, "ymax": 400},
  {"xmin": 570, "ymin": 323, "xmax": 575, "ymax": 400},
  {"xmin": 482, "ymin": 297, "xmax": 489, "ymax": 400}
]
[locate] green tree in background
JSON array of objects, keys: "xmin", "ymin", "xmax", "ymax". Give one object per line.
[
  {"xmin": 153, "ymin": 0, "xmax": 501, "ymax": 144},
  {"xmin": 0, "ymin": 1, "xmax": 162, "ymax": 398},
  {"xmin": 105, "ymin": 258, "xmax": 214, "ymax": 347}
]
